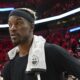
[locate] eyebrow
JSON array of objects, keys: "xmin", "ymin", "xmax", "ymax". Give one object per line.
[
  {"xmin": 16, "ymin": 17, "xmax": 23, "ymax": 21},
  {"xmin": 8, "ymin": 17, "xmax": 24, "ymax": 23}
]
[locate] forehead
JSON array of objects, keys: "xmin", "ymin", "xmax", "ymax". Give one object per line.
[{"xmin": 8, "ymin": 16, "xmax": 25, "ymax": 22}]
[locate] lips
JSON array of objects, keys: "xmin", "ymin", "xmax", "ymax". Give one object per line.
[
  {"xmin": 10, "ymin": 33, "xmax": 17, "ymax": 36},
  {"xmin": 11, "ymin": 35, "xmax": 16, "ymax": 37},
  {"xmin": 10, "ymin": 34, "xmax": 17, "ymax": 38}
]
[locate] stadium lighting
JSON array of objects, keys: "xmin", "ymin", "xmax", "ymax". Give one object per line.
[
  {"xmin": 0, "ymin": 8, "xmax": 14, "ymax": 12},
  {"xmin": 35, "ymin": 7, "xmax": 80, "ymax": 24},
  {"xmin": 0, "ymin": 24, "xmax": 9, "ymax": 28},
  {"xmin": 69, "ymin": 27, "xmax": 80, "ymax": 32},
  {"xmin": 0, "ymin": 7, "xmax": 80, "ymax": 28}
]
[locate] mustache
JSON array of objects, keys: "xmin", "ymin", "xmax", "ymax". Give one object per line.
[{"xmin": 10, "ymin": 33, "xmax": 20, "ymax": 36}]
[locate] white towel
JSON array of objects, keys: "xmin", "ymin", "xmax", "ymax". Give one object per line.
[{"xmin": 8, "ymin": 35, "xmax": 47, "ymax": 73}]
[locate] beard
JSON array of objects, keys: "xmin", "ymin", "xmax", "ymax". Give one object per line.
[{"xmin": 11, "ymin": 35, "xmax": 30, "ymax": 46}]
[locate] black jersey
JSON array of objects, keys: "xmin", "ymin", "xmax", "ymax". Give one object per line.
[{"xmin": 1, "ymin": 43, "xmax": 80, "ymax": 80}]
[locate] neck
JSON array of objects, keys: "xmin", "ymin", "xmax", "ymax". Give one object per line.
[{"xmin": 18, "ymin": 35, "xmax": 33, "ymax": 57}]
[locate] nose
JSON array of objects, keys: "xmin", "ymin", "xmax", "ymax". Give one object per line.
[{"xmin": 9, "ymin": 24, "xmax": 17, "ymax": 31}]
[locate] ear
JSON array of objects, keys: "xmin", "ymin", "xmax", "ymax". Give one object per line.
[{"xmin": 30, "ymin": 24, "xmax": 34, "ymax": 31}]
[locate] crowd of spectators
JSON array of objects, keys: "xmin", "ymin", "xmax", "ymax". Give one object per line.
[
  {"xmin": 0, "ymin": 0, "xmax": 80, "ymax": 24},
  {"xmin": 35, "ymin": 28, "xmax": 80, "ymax": 58},
  {"xmin": 0, "ymin": 35, "xmax": 13, "ymax": 70}
]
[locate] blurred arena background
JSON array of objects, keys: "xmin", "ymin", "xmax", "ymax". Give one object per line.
[{"xmin": 0, "ymin": 0, "xmax": 80, "ymax": 80}]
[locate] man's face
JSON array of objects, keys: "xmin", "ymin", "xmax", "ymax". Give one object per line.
[{"xmin": 8, "ymin": 16, "xmax": 33, "ymax": 46}]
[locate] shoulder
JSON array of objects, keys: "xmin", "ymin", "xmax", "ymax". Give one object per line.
[
  {"xmin": 45, "ymin": 43, "xmax": 65, "ymax": 52},
  {"xmin": 1, "ymin": 61, "xmax": 10, "ymax": 77},
  {"xmin": 45, "ymin": 43, "xmax": 68, "ymax": 57},
  {"xmin": 8, "ymin": 46, "xmax": 19, "ymax": 60}
]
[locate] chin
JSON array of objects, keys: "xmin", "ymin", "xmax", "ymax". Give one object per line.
[
  {"xmin": 12, "ymin": 43, "xmax": 18, "ymax": 46},
  {"xmin": 12, "ymin": 41, "xmax": 20, "ymax": 46}
]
